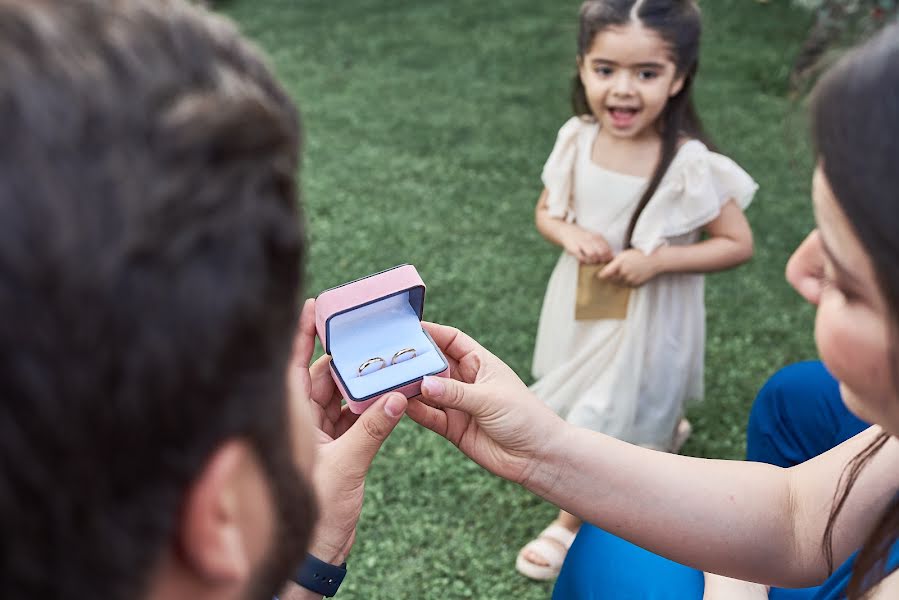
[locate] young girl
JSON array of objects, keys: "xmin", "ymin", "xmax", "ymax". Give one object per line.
[{"xmin": 519, "ymin": 0, "xmax": 758, "ymax": 580}]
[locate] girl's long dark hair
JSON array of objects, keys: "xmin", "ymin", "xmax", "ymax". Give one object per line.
[
  {"xmin": 571, "ymin": 0, "xmax": 710, "ymax": 248},
  {"xmin": 811, "ymin": 23, "xmax": 899, "ymax": 597}
]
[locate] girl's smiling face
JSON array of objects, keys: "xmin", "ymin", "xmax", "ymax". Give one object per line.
[
  {"xmin": 787, "ymin": 166, "xmax": 899, "ymax": 435},
  {"xmin": 577, "ymin": 22, "xmax": 684, "ymax": 140}
]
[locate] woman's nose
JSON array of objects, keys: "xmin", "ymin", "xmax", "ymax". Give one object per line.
[{"xmin": 786, "ymin": 229, "xmax": 824, "ymax": 305}]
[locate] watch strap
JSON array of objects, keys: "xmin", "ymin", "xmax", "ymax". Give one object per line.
[{"xmin": 293, "ymin": 553, "xmax": 347, "ymax": 597}]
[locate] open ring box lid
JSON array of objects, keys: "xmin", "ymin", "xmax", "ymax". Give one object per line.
[{"xmin": 314, "ymin": 264, "xmax": 450, "ymax": 414}]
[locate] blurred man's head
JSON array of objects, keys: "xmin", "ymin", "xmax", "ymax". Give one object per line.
[{"xmin": 0, "ymin": 1, "xmax": 316, "ymax": 598}]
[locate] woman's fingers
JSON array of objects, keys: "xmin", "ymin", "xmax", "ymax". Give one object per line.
[
  {"xmin": 406, "ymin": 397, "xmax": 450, "ymax": 437},
  {"xmin": 293, "ymin": 298, "xmax": 318, "ymax": 367},
  {"xmin": 422, "ymin": 321, "xmax": 484, "ymax": 376},
  {"xmin": 420, "ymin": 375, "xmax": 482, "ymax": 415}
]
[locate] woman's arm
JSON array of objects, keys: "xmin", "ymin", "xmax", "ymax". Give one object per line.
[
  {"xmin": 529, "ymin": 423, "xmax": 898, "ymax": 588},
  {"xmin": 409, "ymin": 323, "xmax": 899, "ymax": 588},
  {"xmin": 534, "ymin": 188, "xmax": 612, "ymax": 263}
]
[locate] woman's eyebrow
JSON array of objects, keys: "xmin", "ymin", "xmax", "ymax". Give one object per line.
[{"xmin": 820, "ymin": 233, "xmax": 865, "ymax": 290}]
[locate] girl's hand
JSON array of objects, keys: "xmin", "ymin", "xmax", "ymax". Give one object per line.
[
  {"xmin": 562, "ymin": 225, "xmax": 613, "ymax": 264},
  {"xmin": 599, "ymin": 249, "xmax": 659, "ymax": 286},
  {"xmin": 406, "ymin": 322, "xmax": 568, "ymax": 488}
]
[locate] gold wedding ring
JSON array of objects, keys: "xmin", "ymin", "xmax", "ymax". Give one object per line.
[
  {"xmin": 390, "ymin": 347, "xmax": 417, "ymax": 365},
  {"xmin": 358, "ymin": 357, "xmax": 386, "ymax": 376}
]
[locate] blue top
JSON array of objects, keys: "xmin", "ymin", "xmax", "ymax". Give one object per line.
[{"xmin": 815, "ymin": 542, "xmax": 899, "ymax": 599}]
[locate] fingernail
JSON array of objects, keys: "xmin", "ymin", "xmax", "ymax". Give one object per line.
[
  {"xmin": 384, "ymin": 394, "xmax": 406, "ymax": 418},
  {"xmin": 421, "ymin": 376, "xmax": 444, "ymax": 398}
]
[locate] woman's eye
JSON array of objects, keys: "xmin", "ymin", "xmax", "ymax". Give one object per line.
[
  {"xmin": 638, "ymin": 70, "xmax": 658, "ymax": 80},
  {"xmin": 819, "ymin": 264, "xmax": 856, "ymax": 301},
  {"xmin": 595, "ymin": 66, "xmax": 613, "ymax": 76}
]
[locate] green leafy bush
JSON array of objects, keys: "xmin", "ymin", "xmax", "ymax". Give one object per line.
[{"xmin": 790, "ymin": 0, "xmax": 898, "ymax": 91}]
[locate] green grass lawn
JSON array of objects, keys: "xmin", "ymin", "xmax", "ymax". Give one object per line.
[{"xmin": 221, "ymin": 1, "xmax": 817, "ymax": 597}]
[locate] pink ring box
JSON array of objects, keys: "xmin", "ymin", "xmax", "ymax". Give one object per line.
[{"xmin": 314, "ymin": 264, "xmax": 451, "ymax": 414}]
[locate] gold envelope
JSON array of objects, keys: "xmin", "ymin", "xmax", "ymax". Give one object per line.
[{"xmin": 575, "ymin": 263, "xmax": 631, "ymax": 320}]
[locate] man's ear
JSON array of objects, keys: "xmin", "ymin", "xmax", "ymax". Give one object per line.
[
  {"xmin": 177, "ymin": 440, "xmax": 274, "ymax": 585},
  {"xmin": 669, "ymin": 74, "xmax": 686, "ymax": 97}
]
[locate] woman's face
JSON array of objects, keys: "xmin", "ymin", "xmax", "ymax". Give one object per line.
[{"xmin": 786, "ymin": 166, "xmax": 899, "ymax": 435}]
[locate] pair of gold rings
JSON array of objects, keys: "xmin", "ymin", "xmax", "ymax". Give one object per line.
[{"xmin": 358, "ymin": 347, "xmax": 417, "ymax": 376}]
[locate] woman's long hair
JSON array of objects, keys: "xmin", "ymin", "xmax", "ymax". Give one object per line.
[
  {"xmin": 570, "ymin": 0, "xmax": 710, "ymax": 248},
  {"xmin": 811, "ymin": 23, "xmax": 899, "ymax": 597}
]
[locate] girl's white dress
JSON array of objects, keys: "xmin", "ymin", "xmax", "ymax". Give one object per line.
[{"xmin": 531, "ymin": 116, "xmax": 758, "ymax": 449}]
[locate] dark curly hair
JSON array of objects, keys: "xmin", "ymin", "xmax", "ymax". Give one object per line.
[{"xmin": 0, "ymin": 1, "xmax": 315, "ymax": 598}]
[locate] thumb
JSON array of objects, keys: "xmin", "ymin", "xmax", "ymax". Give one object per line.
[
  {"xmin": 338, "ymin": 393, "xmax": 407, "ymax": 471},
  {"xmin": 598, "ymin": 259, "xmax": 617, "ymax": 279},
  {"xmin": 421, "ymin": 375, "xmax": 480, "ymax": 415}
]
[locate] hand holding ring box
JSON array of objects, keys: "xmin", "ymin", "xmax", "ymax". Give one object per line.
[{"xmin": 314, "ymin": 264, "xmax": 451, "ymax": 413}]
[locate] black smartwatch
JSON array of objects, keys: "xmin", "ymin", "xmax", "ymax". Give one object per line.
[{"xmin": 292, "ymin": 553, "xmax": 347, "ymax": 597}]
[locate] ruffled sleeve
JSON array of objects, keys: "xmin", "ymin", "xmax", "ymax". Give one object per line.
[
  {"xmin": 630, "ymin": 142, "xmax": 758, "ymax": 254},
  {"xmin": 541, "ymin": 116, "xmax": 593, "ymax": 223}
]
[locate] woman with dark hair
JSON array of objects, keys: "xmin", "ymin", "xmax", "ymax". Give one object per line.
[{"xmin": 405, "ymin": 23, "xmax": 899, "ymax": 600}]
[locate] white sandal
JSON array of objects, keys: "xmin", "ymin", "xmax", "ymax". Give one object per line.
[
  {"xmin": 515, "ymin": 523, "xmax": 577, "ymax": 580},
  {"xmin": 670, "ymin": 418, "xmax": 693, "ymax": 454}
]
